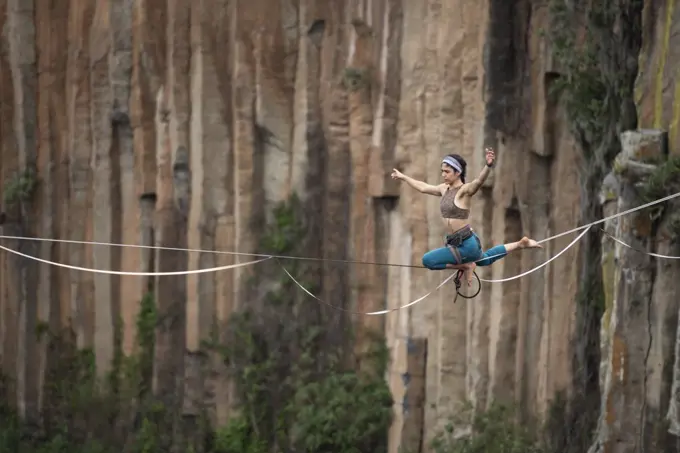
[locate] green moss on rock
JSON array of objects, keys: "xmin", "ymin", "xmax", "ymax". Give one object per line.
[{"xmin": 640, "ymin": 155, "xmax": 680, "ymax": 202}]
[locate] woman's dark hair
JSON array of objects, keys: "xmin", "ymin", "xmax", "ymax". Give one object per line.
[{"xmin": 445, "ymin": 154, "xmax": 467, "ymax": 183}]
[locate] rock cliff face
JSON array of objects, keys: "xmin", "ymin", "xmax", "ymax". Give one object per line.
[
  {"xmin": 588, "ymin": 0, "xmax": 680, "ymax": 450},
  {"xmin": 0, "ymin": 0, "xmax": 678, "ymax": 452}
]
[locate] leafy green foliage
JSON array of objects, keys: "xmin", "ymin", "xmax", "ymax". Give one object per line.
[
  {"xmin": 342, "ymin": 67, "xmax": 369, "ymax": 92},
  {"xmin": 212, "ymin": 196, "xmax": 393, "ymax": 453},
  {"xmin": 2, "ymin": 169, "xmax": 37, "ymax": 206},
  {"xmin": 668, "ymin": 212, "xmax": 680, "ymax": 243},
  {"xmin": 291, "ymin": 372, "xmax": 393, "ymax": 453},
  {"xmin": 0, "ymin": 292, "xmax": 163, "ymax": 453},
  {"xmin": 637, "ymin": 156, "xmax": 680, "ymax": 232},
  {"xmin": 259, "ymin": 194, "xmax": 305, "ymax": 254},
  {"xmin": 639, "ymin": 156, "xmax": 680, "ymax": 203},
  {"xmin": 212, "ymin": 415, "xmax": 267, "ymax": 453},
  {"xmin": 430, "ymin": 402, "xmax": 545, "ymax": 453}
]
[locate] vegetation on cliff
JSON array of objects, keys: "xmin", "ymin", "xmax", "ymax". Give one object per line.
[
  {"xmin": 2, "ymin": 169, "xmax": 37, "ymax": 208},
  {"xmin": 429, "ymin": 401, "xmax": 546, "ymax": 453},
  {"xmin": 0, "ymin": 195, "xmax": 392, "ymax": 453},
  {"xmin": 206, "ymin": 195, "xmax": 393, "ymax": 453},
  {"xmin": 640, "ymin": 156, "xmax": 680, "ymax": 241},
  {"xmin": 545, "ymin": 0, "xmax": 643, "ymax": 452}
]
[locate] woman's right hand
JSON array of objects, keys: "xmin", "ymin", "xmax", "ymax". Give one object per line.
[{"xmin": 391, "ymin": 168, "xmax": 404, "ymax": 180}]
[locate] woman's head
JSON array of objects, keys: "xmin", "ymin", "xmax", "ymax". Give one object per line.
[{"xmin": 441, "ymin": 154, "xmax": 467, "ymax": 184}]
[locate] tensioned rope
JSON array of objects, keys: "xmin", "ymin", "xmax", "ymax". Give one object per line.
[
  {"xmin": 0, "ymin": 190, "xmax": 677, "ymax": 265},
  {"xmin": 0, "ymin": 191, "xmax": 678, "ymax": 315},
  {"xmin": 0, "ymin": 234, "xmax": 425, "ymax": 269}
]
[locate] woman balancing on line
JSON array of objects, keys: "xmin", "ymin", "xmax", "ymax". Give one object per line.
[{"xmin": 391, "ymin": 147, "xmax": 542, "ymax": 285}]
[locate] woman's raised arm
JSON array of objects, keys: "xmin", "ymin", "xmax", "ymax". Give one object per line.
[
  {"xmin": 391, "ymin": 169, "xmax": 443, "ymax": 196},
  {"xmin": 463, "ymin": 148, "xmax": 495, "ymax": 197}
]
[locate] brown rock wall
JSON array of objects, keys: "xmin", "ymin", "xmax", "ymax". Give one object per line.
[{"xmin": 0, "ymin": 1, "xmax": 678, "ymax": 452}]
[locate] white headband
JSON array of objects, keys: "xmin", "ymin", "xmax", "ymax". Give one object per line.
[{"xmin": 442, "ymin": 156, "xmax": 462, "ymax": 174}]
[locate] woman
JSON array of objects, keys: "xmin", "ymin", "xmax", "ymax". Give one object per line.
[{"xmin": 391, "ymin": 148, "xmax": 541, "ymax": 285}]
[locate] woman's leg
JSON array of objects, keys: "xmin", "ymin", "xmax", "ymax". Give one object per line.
[
  {"xmin": 422, "ymin": 247, "xmax": 477, "ymax": 286},
  {"xmin": 476, "ymin": 236, "xmax": 542, "ymax": 267},
  {"xmin": 422, "ymin": 237, "xmax": 482, "ymax": 286},
  {"xmin": 422, "ymin": 246, "xmax": 458, "ymax": 270}
]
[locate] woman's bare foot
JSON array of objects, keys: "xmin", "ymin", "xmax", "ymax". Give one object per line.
[
  {"xmin": 446, "ymin": 262, "xmax": 475, "ymax": 286},
  {"xmin": 518, "ymin": 236, "xmax": 542, "ymax": 249},
  {"xmin": 464, "ymin": 262, "xmax": 476, "ymax": 286}
]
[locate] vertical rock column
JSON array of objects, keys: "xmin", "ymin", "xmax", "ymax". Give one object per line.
[
  {"xmin": 460, "ymin": 0, "xmax": 489, "ymax": 413},
  {"xmin": 7, "ymin": 0, "xmax": 40, "ymax": 421},
  {"xmin": 599, "ymin": 171, "xmax": 620, "ymax": 400},
  {"xmin": 645, "ymin": 202, "xmax": 680, "ymax": 450},
  {"xmin": 589, "ymin": 130, "xmax": 671, "ymax": 453},
  {"xmin": 434, "ymin": 0, "xmax": 468, "ymax": 423},
  {"xmin": 398, "ymin": 338, "xmax": 428, "ymax": 453},
  {"xmin": 322, "ymin": 28, "xmax": 351, "ymax": 332},
  {"xmin": 392, "ymin": 0, "xmax": 432, "ymax": 440},
  {"xmin": 536, "ymin": 57, "xmax": 582, "ymax": 417},
  {"xmin": 487, "ymin": 202, "xmax": 523, "ymax": 404},
  {"xmin": 253, "ymin": 0, "xmax": 295, "ymax": 217},
  {"xmin": 109, "ymin": 0, "xmax": 141, "ymax": 356},
  {"xmin": 507, "ymin": 3, "xmax": 549, "ymax": 421},
  {"xmin": 639, "ymin": 136, "xmax": 680, "ymax": 451},
  {"xmin": 186, "ymin": 0, "xmax": 232, "ymax": 424},
  {"xmin": 231, "ymin": 5, "xmax": 258, "ymax": 304},
  {"xmin": 35, "ymin": 0, "xmax": 70, "ymax": 332},
  {"xmin": 90, "ymin": 1, "xmax": 121, "ymax": 377},
  {"xmin": 35, "ymin": 0, "xmax": 72, "ymax": 421},
  {"xmin": 130, "ymin": 0, "xmax": 165, "ymax": 299},
  {"xmin": 310, "ymin": 1, "xmax": 352, "ymax": 345},
  {"xmin": 66, "ymin": 0, "xmax": 96, "ymax": 350},
  {"xmin": 290, "ymin": 3, "xmax": 331, "ymax": 330},
  {"xmin": 368, "ymin": 2, "xmax": 402, "ymax": 382},
  {"xmin": 152, "ymin": 0, "xmax": 190, "ymax": 436},
  {"xmin": 368, "ymin": 0, "xmax": 401, "ymax": 200},
  {"xmin": 346, "ymin": 17, "xmax": 381, "ymax": 364},
  {"xmin": 668, "ymin": 242, "xmax": 680, "ymax": 439},
  {"xmin": 0, "ymin": 0, "xmax": 18, "ymax": 392}
]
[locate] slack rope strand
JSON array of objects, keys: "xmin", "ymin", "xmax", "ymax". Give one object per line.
[
  {"xmin": 0, "ymin": 191, "xmax": 678, "ymax": 315},
  {"xmin": 600, "ymin": 228, "xmax": 680, "ymax": 260},
  {"xmin": 277, "ymin": 259, "xmax": 459, "ymax": 316},
  {"xmin": 0, "ymin": 242, "xmax": 272, "ymax": 276}
]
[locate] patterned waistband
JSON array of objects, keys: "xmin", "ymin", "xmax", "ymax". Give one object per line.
[{"xmin": 445, "ymin": 225, "xmax": 473, "ymax": 246}]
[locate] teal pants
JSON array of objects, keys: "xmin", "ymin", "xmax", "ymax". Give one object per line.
[{"xmin": 421, "ymin": 233, "xmax": 507, "ymax": 270}]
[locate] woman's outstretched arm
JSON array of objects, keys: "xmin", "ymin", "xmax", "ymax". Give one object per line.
[
  {"xmin": 464, "ymin": 147, "xmax": 495, "ymax": 196},
  {"xmin": 391, "ymin": 169, "xmax": 443, "ymax": 196}
]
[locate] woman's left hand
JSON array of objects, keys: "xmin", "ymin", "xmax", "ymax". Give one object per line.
[{"xmin": 485, "ymin": 147, "xmax": 495, "ymax": 166}]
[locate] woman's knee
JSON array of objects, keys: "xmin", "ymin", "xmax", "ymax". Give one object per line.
[
  {"xmin": 422, "ymin": 250, "xmax": 446, "ymax": 270},
  {"xmin": 421, "ymin": 252, "xmax": 438, "ymax": 270}
]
